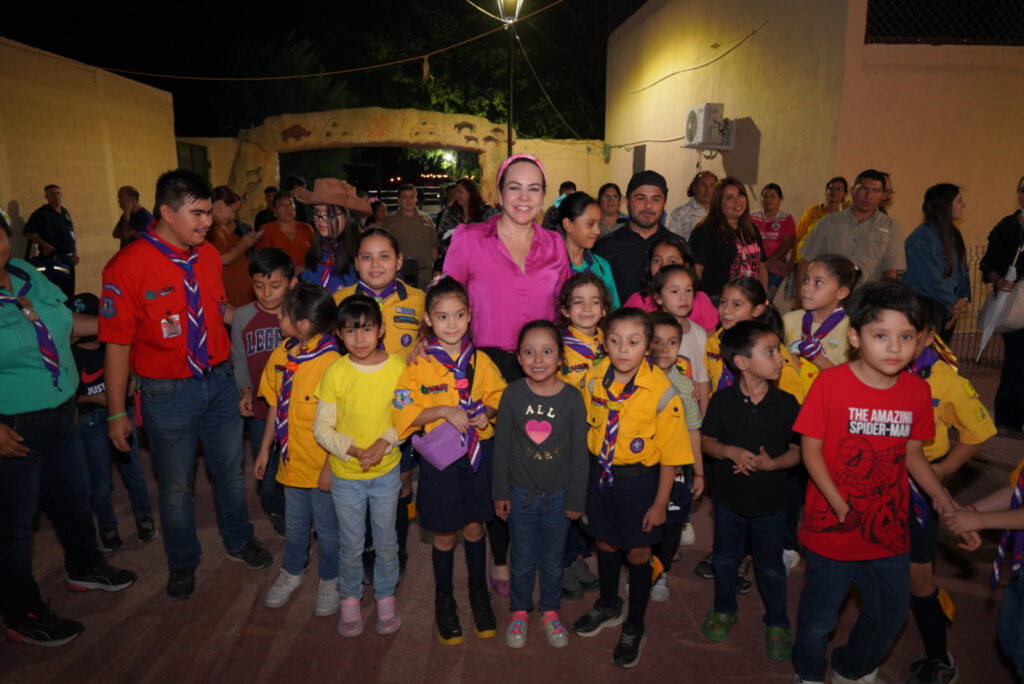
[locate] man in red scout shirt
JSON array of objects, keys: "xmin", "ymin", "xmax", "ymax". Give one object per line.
[{"xmin": 100, "ymin": 170, "xmax": 272, "ymax": 601}]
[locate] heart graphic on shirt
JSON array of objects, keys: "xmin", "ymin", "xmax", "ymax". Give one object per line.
[{"xmin": 525, "ymin": 420, "xmax": 552, "ymax": 445}]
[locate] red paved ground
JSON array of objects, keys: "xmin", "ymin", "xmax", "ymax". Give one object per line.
[{"xmin": 1, "ymin": 367, "xmax": 1020, "ymax": 683}]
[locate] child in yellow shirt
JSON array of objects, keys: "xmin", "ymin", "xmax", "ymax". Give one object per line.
[{"xmin": 255, "ymin": 283, "xmax": 342, "ymax": 617}]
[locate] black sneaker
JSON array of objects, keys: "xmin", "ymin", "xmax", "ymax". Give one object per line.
[
  {"xmin": 612, "ymin": 623, "xmax": 647, "ymax": 668},
  {"xmin": 4, "ymin": 604, "xmax": 84, "ymax": 647},
  {"xmin": 694, "ymin": 552, "xmax": 714, "ymax": 579},
  {"xmin": 136, "ymin": 515, "xmax": 158, "ymax": 543},
  {"xmin": 66, "ymin": 561, "xmax": 136, "ymax": 592},
  {"xmin": 562, "ymin": 565, "xmax": 585, "ymax": 600},
  {"xmin": 362, "ymin": 549, "xmax": 376, "ymax": 586},
  {"xmin": 398, "ymin": 549, "xmax": 408, "ymax": 579},
  {"xmin": 468, "ymin": 583, "xmax": 496, "ymax": 638},
  {"xmin": 908, "ymin": 656, "xmax": 960, "ymax": 684},
  {"xmin": 435, "ymin": 590, "xmax": 463, "ymax": 645},
  {"xmin": 573, "ymin": 598, "xmax": 624, "ymax": 637},
  {"xmin": 226, "ymin": 538, "xmax": 273, "ymax": 570},
  {"xmin": 267, "ymin": 513, "xmax": 286, "ymax": 539},
  {"xmin": 99, "ymin": 528, "xmax": 123, "ymax": 552},
  {"xmin": 167, "ymin": 568, "xmax": 196, "ymax": 601}
]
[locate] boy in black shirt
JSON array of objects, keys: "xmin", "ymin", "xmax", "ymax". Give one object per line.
[{"xmin": 699, "ymin": 320, "xmax": 801, "ymax": 661}]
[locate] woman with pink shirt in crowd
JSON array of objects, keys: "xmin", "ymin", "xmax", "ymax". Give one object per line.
[{"xmin": 442, "ymin": 153, "xmax": 571, "ymax": 595}]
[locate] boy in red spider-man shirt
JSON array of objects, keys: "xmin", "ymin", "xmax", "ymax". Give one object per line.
[{"xmin": 790, "ymin": 281, "xmax": 980, "ymax": 684}]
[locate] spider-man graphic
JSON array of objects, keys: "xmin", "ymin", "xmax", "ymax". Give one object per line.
[{"xmin": 804, "ymin": 435, "xmax": 908, "ymax": 553}]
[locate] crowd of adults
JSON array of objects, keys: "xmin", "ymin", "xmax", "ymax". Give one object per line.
[{"xmin": 1, "ymin": 159, "xmax": 1023, "ymax": 651}]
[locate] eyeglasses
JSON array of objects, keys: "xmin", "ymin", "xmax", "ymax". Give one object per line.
[
  {"xmin": 826, "ymin": 185, "xmax": 846, "ymax": 193},
  {"xmin": 309, "ymin": 207, "xmax": 346, "ymax": 223}
]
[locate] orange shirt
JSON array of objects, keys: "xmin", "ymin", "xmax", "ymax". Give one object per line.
[
  {"xmin": 99, "ymin": 233, "xmax": 231, "ymax": 379},
  {"xmin": 207, "ymin": 224, "xmax": 254, "ymax": 307},
  {"xmin": 255, "ymin": 221, "xmax": 315, "ymax": 269}
]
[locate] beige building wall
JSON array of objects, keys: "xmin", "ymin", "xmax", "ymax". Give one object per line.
[
  {"xmin": 0, "ymin": 37, "xmax": 176, "ymax": 295},
  {"xmin": 604, "ymin": 0, "xmax": 848, "ymax": 220},
  {"xmin": 177, "ymin": 136, "xmax": 239, "ymax": 188},
  {"xmin": 510, "ymin": 138, "xmax": 608, "ymax": 209},
  {"xmin": 834, "ymin": 0, "xmax": 1024, "ymax": 248}
]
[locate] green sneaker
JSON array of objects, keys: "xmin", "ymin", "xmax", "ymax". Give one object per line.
[
  {"xmin": 700, "ymin": 610, "xmax": 737, "ymax": 642},
  {"xmin": 765, "ymin": 625, "xmax": 793, "ymax": 661}
]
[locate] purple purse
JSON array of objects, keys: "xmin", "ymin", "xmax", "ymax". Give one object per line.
[{"xmin": 412, "ymin": 421, "xmax": 468, "ymax": 471}]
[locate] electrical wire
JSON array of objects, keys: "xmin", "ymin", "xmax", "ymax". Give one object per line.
[
  {"xmin": 90, "ymin": 0, "xmax": 564, "ymax": 82},
  {"xmin": 627, "ymin": 21, "xmax": 767, "ymax": 93},
  {"xmin": 511, "ymin": 24, "xmax": 583, "ymax": 139}
]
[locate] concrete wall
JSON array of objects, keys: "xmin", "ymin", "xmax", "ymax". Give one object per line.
[
  {"xmin": 0, "ymin": 37, "xmax": 176, "ymax": 295},
  {"xmin": 604, "ymin": 0, "xmax": 849, "ymax": 220},
  {"xmin": 834, "ymin": 0, "xmax": 1024, "ymax": 247},
  {"xmin": 177, "ymin": 136, "xmax": 239, "ymax": 188},
  {"xmin": 505, "ymin": 138, "xmax": 608, "ymax": 208}
]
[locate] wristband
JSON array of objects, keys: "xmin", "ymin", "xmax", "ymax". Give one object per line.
[
  {"xmin": 693, "ymin": 473, "xmax": 705, "ymax": 480},
  {"xmin": 107, "ymin": 412, "xmax": 128, "ymax": 422},
  {"xmin": 966, "ymin": 503, "xmax": 978, "ymax": 512}
]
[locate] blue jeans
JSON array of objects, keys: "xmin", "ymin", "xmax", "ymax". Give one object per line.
[
  {"xmin": 283, "ymin": 485, "xmax": 338, "ymax": 579},
  {"xmin": 509, "ymin": 486, "xmax": 570, "ymax": 613},
  {"xmin": 139, "ymin": 363, "xmax": 253, "ymax": 572},
  {"xmin": 247, "ymin": 417, "xmax": 284, "ymax": 517},
  {"xmin": 794, "ymin": 549, "xmax": 910, "ymax": 681},
  {"xmin": 78, "ymin": 406, "xmax": 151, "ymax": 531},
  {"xmin": 999, "ymin": 570, "xmax": 1024, "ymax": 680},
  {"xmin": 0, "ymin": 399, "xmax": 101, "ymax": 623},
  {"xmin": 711, "ymin": 502, "xmax": 789, "ymax": 627},
  {"xmin": 332, "ymin": 466, "xmax": 400, "ymax": 600}
]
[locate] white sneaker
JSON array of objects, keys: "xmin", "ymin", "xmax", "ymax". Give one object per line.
[
  {"xmin": 679, "ymin": 523, "xmax": 696, "ymax": 546},
  {"xmin": 831, "ymin": 667, "xmax": 886, "ymax": 684},
  {"xmin": 263, "ymin": 569, "xmax": 303, "ymax": 608},
  {"xmin": 783, "ymin": 549, "xmax": 800, "ymax": 577},
  {"xmin": 506, "ymin": 611, "xmax": 528, "ymax": 648},
  {"xmin": 650, "ymin": 574, "xmax": 670, "ymax": 602},
  {"xmin": 314, "ymin": 578, "xmax": 340, "ymax": 617}
]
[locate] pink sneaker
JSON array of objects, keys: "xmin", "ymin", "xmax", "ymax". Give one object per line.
[
  {"xmin": 338, "ymin": 597, "xmax": 363, "ymax": 637},
  {"xmin": 376, "ymin": 596, "xmax": 401, "ymax": 635}
]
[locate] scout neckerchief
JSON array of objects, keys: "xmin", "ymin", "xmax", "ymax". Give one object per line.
[
  {"xmin": 319, "ymin": 237, "xmax": 336, "ymax": 289},
  {"xmin": 274, "ymin": 334, "xmax": 340, "ymax": 463},
  {"xmin": 356, "ymin": 278, "xmax": 408, "ymax": 349},
  {"xmin": 992, "ymin": 466, "xmax": 1024, "ymax": 588},
  {"xmin": 426, "ymin": 334, "xmax": 484, "ymax": 471},
  {"xmin": 141, "ymin": 232, "xmax": 209, "ymax": 378},
  {"xmin": 356, "ymin": 278, "xmax": 407, "ymax": 306},
  {"xmin": 1, "ymin": 263, "xmax": 62, "ymax": 388},
  {"xmin": 797, "ymin": 306, "xmax": 846, "ymax": 361},
  {"xmin": 597, "ymin": 360, "xmax": 647, "ymax": 491},
  {"xmin": 563, "ymin": 326, "xmax": 603, "ymax": 361}
]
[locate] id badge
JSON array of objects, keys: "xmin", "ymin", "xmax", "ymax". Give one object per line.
[{"xmin": 162, "ymin": 314, "xmax": 183, "ymax": 339}]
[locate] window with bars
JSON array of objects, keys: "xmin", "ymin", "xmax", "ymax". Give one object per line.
[{"xmin": 865, "ymin": 0, "xmax": 1024, "ymax": 46}]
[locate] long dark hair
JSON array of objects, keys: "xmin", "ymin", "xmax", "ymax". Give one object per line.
[
  {"xmin": 700, "ymin": 177, "xmax": 759, "ymax": 245},
  {"xmin": 304, "ymin": 206, "xmax": 360, "ymax": 277},
  {"xmin": 452, "ymin": 178, "xmax": 484, "ymax": 222},
  {"xmin": 922, "ymin": 183, "xmax": 966, "ymax": 279}
]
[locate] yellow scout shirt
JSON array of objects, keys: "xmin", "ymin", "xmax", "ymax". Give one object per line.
[
  {"xmin": 258, "ymin": 333, "xmax": 341, "ymax": 487},
  {"xmin": 705, "ymin": 328, "xmax": 804, "ymax": 402},
  {"xmin": 583, "ymin": 358, "xmax": 692, "ymax": 468},
  {"xmin": 392, "ymin": 350, "xmax": 506, "ymax": 441},
  {"xmin": 919, "ymin": 358, "xmax": 996, "ymax": 461},
  {"xmin": 333, "ymin": 281, "xmax": 425, "ymax": 356},
  {"xmin": 783, "ymin": 308, "xmax": 851, "ymax": 396},
  {"xmin": 559, "ymin": 326, "xmax": 604, "ymax": 391}
]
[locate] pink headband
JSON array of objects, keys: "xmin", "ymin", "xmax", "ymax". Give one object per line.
[{"xmin": 496, "ymin": 153, "xmax": 547, "ymax": 191}]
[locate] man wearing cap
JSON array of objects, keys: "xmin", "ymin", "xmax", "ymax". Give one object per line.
[
  {"xmin": 100, "ymin": 169, "xmax": 273, "ymax": 601},
  {"xmin": 593, "ymin": 170, "xmax": 672, "ymax": 301}
]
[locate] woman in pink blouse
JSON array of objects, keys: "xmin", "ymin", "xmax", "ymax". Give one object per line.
[
  {"xmin": 443, "ymin": 153, "xmax": 571, "ymax": 381},
  {"xmin": 441, "ymin": 153, "xmax": 570, "ymax": 596}
]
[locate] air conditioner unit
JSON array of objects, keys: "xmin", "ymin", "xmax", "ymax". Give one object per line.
[{"xmin": 684, "ymin": 103, "xmax": 734, "ymax": 150}]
